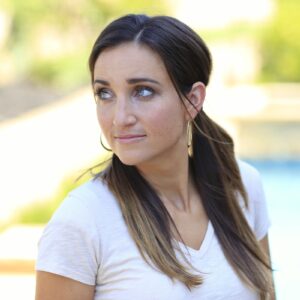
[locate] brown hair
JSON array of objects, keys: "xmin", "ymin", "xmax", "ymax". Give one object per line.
[{"xmin": 89, "ymin": 14, "xmax": 273, "ymax": 297}]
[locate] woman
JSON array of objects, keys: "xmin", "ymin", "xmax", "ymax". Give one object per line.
[{"xmin": 35, "ymin": 14, "xmax": 275, "ymax": 300}]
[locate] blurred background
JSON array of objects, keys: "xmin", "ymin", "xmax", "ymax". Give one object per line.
[{"xmin": 0, "ymin": 0, "xmax": 299, "ymax": 298}]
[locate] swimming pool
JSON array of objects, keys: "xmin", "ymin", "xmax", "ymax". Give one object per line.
[{"xmin": 245, "ymin": 160, "xmax": 300, "ymax": 300}]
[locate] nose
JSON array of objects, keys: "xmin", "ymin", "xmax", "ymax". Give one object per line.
[{"xmin": 113, "ymin": 97, "xmax": 137, "ymax": 127}]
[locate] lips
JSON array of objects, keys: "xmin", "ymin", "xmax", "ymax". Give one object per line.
[
  {"xmin": 115, "ymin": 134, "xmax": 146, "ymax": 139},
  {"xmin": 114, "ymin": 133, "xmax": 146, "ymax": 143}
]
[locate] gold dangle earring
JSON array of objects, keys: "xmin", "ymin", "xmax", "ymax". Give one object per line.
[
  {"xmin": 187, "ymin": 120, "xmax": 193, "ymax": 157},
  {"xmin": 100, "ymin": 134, "xmax": 112, "ymax": 152}
]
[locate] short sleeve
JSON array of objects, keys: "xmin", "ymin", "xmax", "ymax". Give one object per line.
[
  {"xmin": 36, "ymin": 194, "xmax": 101, "ymax": 285},
  {"xmin": 238, "ymin": 160, "xmax": 271, "ymax": 241},
  {"xmin": 251, "ymin": 170, "xmax": 271, "ymax": 240}
]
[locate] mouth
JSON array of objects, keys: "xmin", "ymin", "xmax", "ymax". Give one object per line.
[{"xmin": 114, "ymin": 134, "xmax": 146, "ymax": 144}]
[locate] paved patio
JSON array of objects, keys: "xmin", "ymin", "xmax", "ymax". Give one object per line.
[{"xmin": 0, "ymin": 225, "xmax": 43, "ymax": 299}]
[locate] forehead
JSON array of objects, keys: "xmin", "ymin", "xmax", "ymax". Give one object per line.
[{"xmin": 93, "ymin": 42, "xmax": 170, "ymax": 82}]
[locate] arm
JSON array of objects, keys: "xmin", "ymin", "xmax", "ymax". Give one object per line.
[
  {"xmin": 259, "ymin": 234, "xmax": 276, "ymax": 300},
  {"xmin": 35, "ymin": 271, "xmax": 95, "ymax": 300}
]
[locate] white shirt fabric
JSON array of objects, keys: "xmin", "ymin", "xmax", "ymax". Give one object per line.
[{"xmin": 36, "ymin": 160, "xmax": 270, "ymax": 300}]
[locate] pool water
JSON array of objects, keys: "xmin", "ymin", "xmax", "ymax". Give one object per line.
[{"xmin": 246, "ymin": 160, "xmax": 300, "ymax": 300}]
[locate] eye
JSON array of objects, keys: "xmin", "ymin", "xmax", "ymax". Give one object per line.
[
  {"xmin": 133, "ymin": 86, "xmax": 154, "ymax": 99},
  {"xmin": 94, "ymin": 88, "xmax": 113, "ymax": 103}
]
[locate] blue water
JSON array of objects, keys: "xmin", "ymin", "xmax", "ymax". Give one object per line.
[{"xmin": 246, "ymin": 160, "xmax": 300, "ymax": 300}]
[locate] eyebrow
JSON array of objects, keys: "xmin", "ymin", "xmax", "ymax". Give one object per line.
[
  {"xmin": 127, "ymin": 78, "xmax": 161, "ymax": 85},
  {"xmin": 94, "ymin": 79, "xmax": 110, "ymax": 86},
  {"xmin": 93, "ymin": 77, "xmax": 161, "ymax": 86}
]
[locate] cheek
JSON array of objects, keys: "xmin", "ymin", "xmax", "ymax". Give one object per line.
[
  {"xmin": 97, "ymin": 107, "xmax": 110, "ymax": 136},
  {"xmin": 96, "ymin": 107, "xmax": 101, "ymax": 125},
  {"xmin": 146, "ymin": 105, "xmax": 185, "ymax": 138}
]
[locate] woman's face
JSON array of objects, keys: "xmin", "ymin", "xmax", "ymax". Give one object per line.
[{"xmin": 93, "ymin": 42, "xmax": 189, "ymax": 167}]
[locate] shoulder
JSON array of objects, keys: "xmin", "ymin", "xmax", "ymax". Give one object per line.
[
  {"xmin": 47, "ymin": 178, "xmax": 120, "ymax": 233},
  {"xmin": 237, "ymin": 159, "xmax": 261, "ymax": 185},
  {"xmin": 36, "ymin": 178, "xmax": 113, "ymax": 285},
  {"xmin": 236, "ymin": 159, "xmax": 271, "ymax": 240},
  {"xmin": 237, "ymin": 159, "xmax": 264, "ymax": 202},
  {"xmin": 68, "ymin": 177, "xmax": 113, "ymax": 208}
]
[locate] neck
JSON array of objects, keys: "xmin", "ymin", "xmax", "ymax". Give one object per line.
[{"xmin": 137, "ymin": 152, "xmax": 194, "ymax": 212}]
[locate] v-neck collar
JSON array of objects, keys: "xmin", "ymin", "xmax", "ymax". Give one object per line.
[{"xmin": 174, "ymin": 221, "xmax": 214, "ymax": 258}]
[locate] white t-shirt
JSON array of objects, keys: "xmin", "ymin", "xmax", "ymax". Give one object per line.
[{"xmin": 36, "ymin": 160, "xmax": 270, "ymax": 300}]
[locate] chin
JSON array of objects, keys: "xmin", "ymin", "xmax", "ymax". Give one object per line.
[
  {"xmin": 115, "ymin": 154, "xmax": 141, "ymax": 166},
  {"xmin": 115, "ymin": 152, "xmax": 152, "ymax": 167}
]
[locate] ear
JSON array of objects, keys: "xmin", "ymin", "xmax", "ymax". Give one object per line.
[{"xmin": 184, "ymin": 82, "xmax": 206, "ymax": 120}]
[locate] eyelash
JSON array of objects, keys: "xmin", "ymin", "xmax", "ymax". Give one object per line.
[
  {"xmin": 133, "ymin": 86, "xmax": 155, "ymax": 98},
  {"xmin": 94, "ymin": 88, "xmax": 112, "ymax": 103},
  {"xmin": 94, "ymin": 86, "xmax": 155, "ymax": 103}
]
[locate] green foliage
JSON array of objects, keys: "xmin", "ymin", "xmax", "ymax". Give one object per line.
[
  {"xmin": 200, "ymin": 23, "xmax": 260, "ymax": 43},
  {"xmin": 28, "ymin": 49, "xmax": 90, "ymax": 89},
  {"xmin": 259, "ymin": 0, "xmax": 300, "ymax": 82},
  {"xmin": 1, "ymin": 0, "xmax": 169, "ymax": 89},
  {"xmin": 104, "ymin": 0, "xmax": 168, "ymax": 16}
]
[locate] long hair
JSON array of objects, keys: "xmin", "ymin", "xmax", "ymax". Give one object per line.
[{"xmin": 89, "ymin": 14, "xmax": 272, "ymax": 296}]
